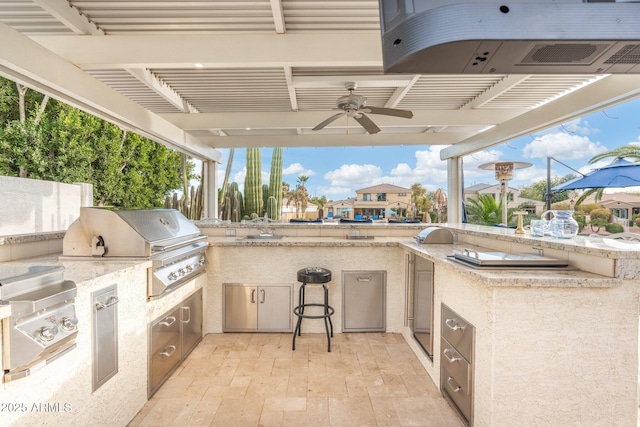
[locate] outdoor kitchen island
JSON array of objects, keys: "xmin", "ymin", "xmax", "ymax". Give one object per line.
[{"xmin": 202, "ymin": 222, "xmax": 640, "ymax": 427}]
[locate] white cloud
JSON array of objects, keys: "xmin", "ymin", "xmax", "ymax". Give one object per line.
[
  {"xmin": 523, "ymin": 132, "xmax": 607, "ymax": 160},
  {"xmin": 283, "ymin": 162, "xmax": 315, "ymax": 177},
  {"xmin": 324, "ymin": 164, "xmax": 383, "ymax": 187},
  {"xmin": 316, "ymin": 185, "xmax": 352, "ymax": 198}
]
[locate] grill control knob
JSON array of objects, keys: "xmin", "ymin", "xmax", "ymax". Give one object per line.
[
  {"xmin": 185, "ymin": 264, "xmax": 193, "ymax": 273},
  {"xmin": 168, "ymin": 272, "xmax": 178, "ymax": 281},
  {"xmin": 199, "ymin": 256, "xmax": 206, "ymax": 265},
  {"xmin": 60, "ymin": 316, "xmax": 78, "ymax": 331},
  {"xmin": 177, "ymin": 268, "xmax": 186, "ymax": 277},
  {"xmin": 38, "ymin": 325, "xmax": 59, "ymax": 342}
]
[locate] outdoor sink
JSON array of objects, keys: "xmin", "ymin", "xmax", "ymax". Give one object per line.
[
  {"xmin": 345, "ymin": 235, "xmax": 375, "ymax": 240},
  {"xmin": 241, "ymin": 234, "xmax": 285, "ymax": 240}
]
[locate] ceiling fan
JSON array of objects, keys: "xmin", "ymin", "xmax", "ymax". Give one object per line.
[{"xmin": 312, "ymin": 82, "xmax": 414, "ymax": 134}]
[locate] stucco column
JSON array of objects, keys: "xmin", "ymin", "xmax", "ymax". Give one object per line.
[
  {"xmin": 447, "ymin": 156, "xmax": 463, "ymax": 223},
  {"xmin": 204, "ymin": 160, "xmax": 218, "ymax": 219}
]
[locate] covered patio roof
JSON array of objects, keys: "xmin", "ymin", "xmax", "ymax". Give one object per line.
[{"xmin": 1, "ymin": 1, "xmax": 640, "ymax": 219}]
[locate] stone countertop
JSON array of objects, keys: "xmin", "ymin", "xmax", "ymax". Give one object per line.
[
  {"xmin": 207, "ymin": 236, "xmax": 622, "ymax": 288},
  {"xmin": 442, "ymin": 223, "xmax": 640, "ymax": 259},
  {"xmin": 0, "ymin": 254, "xmax": 151, "ymax": 286}
]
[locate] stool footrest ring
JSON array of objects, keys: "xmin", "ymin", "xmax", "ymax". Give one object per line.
[{"xmin": 293, "ymin": 303, "xmax": 335, "ymax": 319}]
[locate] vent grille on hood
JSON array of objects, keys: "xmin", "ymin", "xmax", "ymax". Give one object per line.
[{"xmin": 379, "ymin": 1, "xmax": 640, "ymax": 74}]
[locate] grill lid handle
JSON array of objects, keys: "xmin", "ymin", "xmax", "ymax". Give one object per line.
[
  {"xmin": 91, "ymin": 235, "xmax": 108, "ymax": 257},
  {"xmin": 151, "ymin": 235, "xmax": 206, "ymax": 252}
]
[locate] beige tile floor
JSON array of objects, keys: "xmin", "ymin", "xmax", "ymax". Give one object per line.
[{"xmin": 128, "ymin": 333, "xmax": 463, "ymax": 427}]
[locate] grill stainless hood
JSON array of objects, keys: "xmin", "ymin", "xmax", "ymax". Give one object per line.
[
  {"xmin": 379, "ymin": 1, "xmax": 640, "ymax": 74},
  {"xmin": 63, "ymin": 208, "xmax": 208, "ymax": 299}
]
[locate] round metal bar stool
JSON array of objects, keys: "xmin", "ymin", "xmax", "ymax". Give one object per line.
[{"xmin": 292, "ymin": 267, "xmax": 334, "ymax": 352}]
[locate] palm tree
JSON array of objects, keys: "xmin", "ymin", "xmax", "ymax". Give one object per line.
[
  {"xmin": 465, "ymin": 194, "xmax": 502, "ymax": 225},
  {"xmin": 310, "ymin": 195, "xmax": 327, "ymax": 219},
  {"xmin": 410, "ymin": 183, "xmax": 427, "ymax": 218},
  {"xmin": 432, "ymin": 188, "xmax": 447, "ymax": 223},
  {"xmin": 590, "ymin": 144, "xmax": 640, "ymax": 163},
  {"xmin": 296, "ymin": 175, "xmax": 309, "ymax": 216}
]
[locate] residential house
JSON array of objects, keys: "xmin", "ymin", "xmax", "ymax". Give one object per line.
[
  {"xmin": 354, "ymin": 183, "xmax": 413, "ymax": 219},
  {"xmin": 578, "ymin": 191, "xmax": 640, "ymax": 222}
]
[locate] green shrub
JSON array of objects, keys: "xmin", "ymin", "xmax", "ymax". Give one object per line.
[
  {"xmin": 577, "ymin": 203, "xmax": 601, "ymax": 214},
  {"xmin": 635, "ymin": 217, "xmax": 640, "ymax": 227},
  {"xmin": 605, "ymin": 223, "xmax": 624, "ymax": 234},
  {"xmin": 574, "ymin": 215, "xmax": 586, "ymax": 232},
  {"xmin": 590, "ymin": 208, "xmax": 612, "ymax": 221}
]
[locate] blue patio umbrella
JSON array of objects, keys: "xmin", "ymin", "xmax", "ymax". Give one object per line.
[{"xmin": 552, "ymin": 158, "xmax": 640, "ymax": 191}]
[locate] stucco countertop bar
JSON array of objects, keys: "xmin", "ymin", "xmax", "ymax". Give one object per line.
[{"xmin": 206, "ymin": 235, "xmax": 622, "ymax": 288}]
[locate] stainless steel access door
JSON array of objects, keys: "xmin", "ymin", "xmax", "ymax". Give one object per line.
[
  {"xmin": 92, "ymin": 284, "xmax": 119, "ymax": 392},
  {"xmin": 412, "ymin": 256, "xmax": 434, "ymax": 358}
]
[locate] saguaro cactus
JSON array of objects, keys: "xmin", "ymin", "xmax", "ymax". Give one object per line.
[
  {"xmin": 268, "ymin": 147, "xmax": 283, "ymax": 220},
  {"xmin": 266, "ymin": 196, "xmax": 279, "ymax": 220},
  {"xmin": 244, "ymin": 147, "xmax": 263, "ymax": 217}
]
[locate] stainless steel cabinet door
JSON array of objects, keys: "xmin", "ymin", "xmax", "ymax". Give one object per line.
[
  {"xmin": 342, "ymin": 271, "xmax": 386, "ymax": 332},
  {"xmin": 223, "ymin": 284, "xmax": 258, "ymax": 331},
  {"xmin": 181, "ymin": 288, "xmax": 203, "ymax": 357},
  {"xmin": 257, "ymin": 286, "xmax": 292, "ymax": 332}
]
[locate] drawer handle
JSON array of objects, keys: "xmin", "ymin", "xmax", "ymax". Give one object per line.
[
  {"xmin": 447, "ymin": 376, "xmax": 463, "ymax": 393},
  {"xmin": 445, "ymin": 318, "xmax": 465, "ymax": 331},
  {"xmin": 182, "ymin": 306, "xmax": 191, "ymax": 323},
  {"xmin": 443, "ymin": 348, "xmax": 463, "ymax": 363},
  {"xmin": 95, "ymin": 296, "xmax": 119, "ymax": 310},
  {"xmin": 159, "ymin": 316, "xmax": 176, "ymax": 327},
  {"xmin": 357, "ymin": 276, "xmax": 371, "ymax": 282},
  {"xmin": 260, "ymin": 289, "xmax": 265, "ymax": 303},
  {"xmin": 251, "ymin": 289, "xmax": 256, "ymax": 303},
  {"xmin": 159, "ymin": 345, "xmax": 176, "ymax": 357}
]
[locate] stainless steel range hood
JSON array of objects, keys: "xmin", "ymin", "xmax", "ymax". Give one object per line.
[{"xmin": 379, "ymin": 0, "xmax": 640, "ymax": 74}]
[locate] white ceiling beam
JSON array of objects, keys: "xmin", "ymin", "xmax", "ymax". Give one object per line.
[
  {"xmin": 125, "ymin": 68, "xmax": 198, "ymax": 113},
  {"xmin": 283, "ymin": 66, "xmax": 298, "ymax": 111},
  {"xmin": 291, "ymin": 75, "xmax": 416, "ymax": 89},
  {"xmin": 159, "ymin": 109, "xmax": 527, "ymax": 130},
  {"xmin": 198, "ymin": 132, "xmax": 468, "ymax": 149},
  {"xmin": 0, "ymin": 22, "xmax": 220, "ymax": 162},
  {"xmin": 440, "ymin": 74, "xmax": 640, "ymax": 159},
  {"xmin": 32, "ymin": 0, "xmax": 104, "ymax": 35},
  {"xmin": 270, "ymin": 0, "xmax": 286, "ymax": 34},
  {"xmin": 30, "ymin": 33, "xmax": 382, "ymax": 69},
  {"xmin": 385, "ymin": 75, "xmax": 421, "ymax": 108}
]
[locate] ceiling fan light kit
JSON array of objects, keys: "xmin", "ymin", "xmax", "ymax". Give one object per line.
[{"xmin": 312, "ymin": 82, "xmax": 413, "ymax": 134}]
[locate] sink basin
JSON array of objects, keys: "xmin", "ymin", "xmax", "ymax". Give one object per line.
[
  {"xmin": 242, "ymin": 235, "xmax": 285, "ymax": 240},
  {"xmin": 345, "ymin": 235, "xmax": 375, "ymax": 240}
]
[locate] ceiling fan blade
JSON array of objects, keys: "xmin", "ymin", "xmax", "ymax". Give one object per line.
[
  {"xmin": 354, "ymin": 113, "xmax": 381, "ymax": 134},
  {"xmin": 364, "ymin": 106, "xmax": 414, "ymax": 119},
  {"xmin": 312, "ymin": 112, "xmax": 346, "ymax": 131}
]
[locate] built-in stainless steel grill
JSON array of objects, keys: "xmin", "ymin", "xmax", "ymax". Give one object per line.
[
  {"xmin": 0, "ymin": 265, "xmax": 77, "ymax": 382},
  {"xmin": 63, "ymin": 207, "xmax": 208, "ymax": 299}
]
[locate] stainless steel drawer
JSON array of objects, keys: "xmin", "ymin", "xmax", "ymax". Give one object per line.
[
  {"xmin": 440, "ymin": 337, "xmax": 471, "ymax": 395},
  {"xmin": 149, "ymin": 307, "xmax": 182, "ymax": 396},
  {"xmin": 442, "ymin": 364, "xmax": 473, "ymax": 424},
  {"xmin": 441, "ymin": 304, "xmax": 473, "ymax": 362}
]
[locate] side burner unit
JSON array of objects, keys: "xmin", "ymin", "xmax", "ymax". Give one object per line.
[
  {"xmin": 0, "ymin": 265, "xmax": 78, "ymax": 382},
  {"xmin": 63, "ymin": 207, "xmax": 208, "ymax": 300}
]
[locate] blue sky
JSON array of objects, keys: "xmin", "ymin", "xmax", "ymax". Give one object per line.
[{"xmin": 215, "ymin": 96, "xmax": 640, "ymax": 201}]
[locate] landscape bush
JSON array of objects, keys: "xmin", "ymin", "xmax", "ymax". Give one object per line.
[
  {"xmin": 590, "ymin": 208, "xmax": 612, "ymax": 221},
  {"xmin": 605, "ymin": 223, "xmax": 624, "ymax": 234}
]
